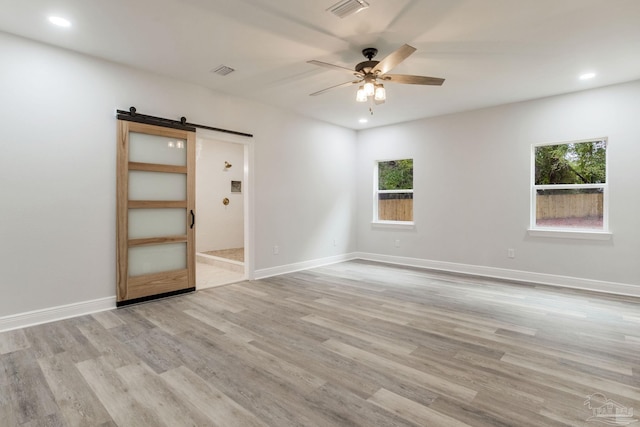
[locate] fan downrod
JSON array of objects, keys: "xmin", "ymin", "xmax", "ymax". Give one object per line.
[{"xmin": 362, "ymin": 48, "xmax": 378, "ymax": 60}]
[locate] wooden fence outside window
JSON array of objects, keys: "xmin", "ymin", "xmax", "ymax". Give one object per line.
[
  {"xmin": 378, "ymin": 199, "xmax": 413, "ymax": 221},
  {"xmin": 536, "ymin": 193, "xmax": 603, "ymax": 219}
]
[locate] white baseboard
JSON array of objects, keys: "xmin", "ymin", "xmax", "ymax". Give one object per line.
[
  {"xmin": 353, "ymin": 252, "xmax": 640, "ymax": 298},
  {"xmin": 254, "ymin": 253, "xmax": 357, "ymax": 280},
  {"xmin": 0, "ymin": 296, "xmax": 116, "ymax": 333},
  {"xmin": 3, "ymin": 253, "xmax": 635, "ymax": 333}
]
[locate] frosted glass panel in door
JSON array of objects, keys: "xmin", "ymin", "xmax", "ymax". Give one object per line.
[
  {"xmin": 129, "ymin": 209, "xmax": 186, "ymax": 239},
  {"xmin": 128, "ymin": 243, "xmax": 187, "ymax": 277},
  {"xmin": 129, "ymin": 171, "xmax": 187, "ymax": 200},
  {"xmin": 129, "ymin": 132, "xmax": 187, "ymax": 166}
]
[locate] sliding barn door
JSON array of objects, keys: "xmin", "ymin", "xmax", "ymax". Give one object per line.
[{"xmin": 116, "ymin": 120, "xmax": 196, "ymax": 306}]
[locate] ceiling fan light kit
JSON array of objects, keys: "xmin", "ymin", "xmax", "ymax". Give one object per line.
[
  {"xmin": 308, "ymin": 44, "xmax": 444, "ymax": 106},
  {"xmin": 357, "ymin": 81, "xmax": 385, "ymax": 103}
]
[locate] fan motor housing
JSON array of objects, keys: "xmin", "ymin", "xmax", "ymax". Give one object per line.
[{"xmin": 355, "ymin": 60, "xmax": 379, "ymax": 73}]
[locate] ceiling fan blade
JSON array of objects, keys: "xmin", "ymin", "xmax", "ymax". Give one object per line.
[
  {"xmin": 382, "ymin": 74, "xmax": 445, "ymax": 86},
  {"xmin": 372, "ymin": 44, "xmax": 417, "ymax": 75},
  {"xmin": 310, "ymin": 80, "xmax": 360, "ymax": 96},
  {"xmin": 307, "ymin": 60, "xmax": 359, "ymax": 76}
]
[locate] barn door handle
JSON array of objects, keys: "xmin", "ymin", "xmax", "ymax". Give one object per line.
[{"xmin": 190, "ymin": 210, "xmax": 195, "ymax": 229}]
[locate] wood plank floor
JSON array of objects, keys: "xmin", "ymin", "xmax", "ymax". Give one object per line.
[{"xmin": 1, "ymin": 260, "xmax": 639, "ymax": 426}]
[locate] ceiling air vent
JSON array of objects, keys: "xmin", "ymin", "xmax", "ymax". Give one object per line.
[
  {"xmin": 327, "ymin": 0, "xmax": 369, "ymax": 19},
  {"xmin": 211, "ymin": 65, "xmax": 235, "ymax": 76}
]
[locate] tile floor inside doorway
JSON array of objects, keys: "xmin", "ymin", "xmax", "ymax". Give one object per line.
[{"xmin": 196, "ymin": 262, "xmax": 244, "ymax": 289}]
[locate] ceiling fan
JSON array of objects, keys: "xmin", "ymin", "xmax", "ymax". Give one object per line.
[{"xmin": 307, "ymin": 44, "xmax": 444, "ymax": 104}]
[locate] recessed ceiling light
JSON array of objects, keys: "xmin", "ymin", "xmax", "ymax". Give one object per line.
[
  {"xmin": 48, "ymin": 16, "xmax": 71, "ymax": 27},
  {"xmin": 579, "ymin": 72, "xmax": 596, "ymax": 80},
  {"xmin": 359, "ymin": 118, "xmax": 368, "ymax": 123}
]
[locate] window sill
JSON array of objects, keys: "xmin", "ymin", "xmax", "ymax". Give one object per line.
[
  {"xmin": 371, "ymin": 221, "xmax": 415, "ymax": 230},
  {"xmin": 527, "ymin": 228, "xmax": 612, "ymax": 240}
]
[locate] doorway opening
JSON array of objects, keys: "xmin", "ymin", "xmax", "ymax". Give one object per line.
[{"xmin": 195, "ymin": 129, "xmax": 252, "ymax": 288}]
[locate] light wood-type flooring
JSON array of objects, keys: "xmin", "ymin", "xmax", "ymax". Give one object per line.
[{"xmin": 1, "ymin": 260, "xmax": 639, "ymax": 426}]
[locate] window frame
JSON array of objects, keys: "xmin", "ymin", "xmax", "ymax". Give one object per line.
[
  {"xmin": 372, "ymin": 158, "xmax": 415, "ymax": 227},
  {"xmin": 529, "ymin": 137, "xmax": 611, "ymax": 239}
]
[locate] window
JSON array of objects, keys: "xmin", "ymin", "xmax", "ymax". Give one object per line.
[
  {"xmin": 374, "ymin": 159, "xmax": 413, "ymax": 223},
  {"xmin": 531, "ymin": 138, "xmax": 608, "ymax": 233}
]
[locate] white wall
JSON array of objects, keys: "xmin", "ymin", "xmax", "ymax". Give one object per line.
[
  {"xmin": 196, "ymin": 139, "xmax": 244, "ymax": 252},
  {"xmin": 356, "ymin": 80, "xmax": 640, "ymax": 289},
  {"xmin": 253, "ymin": 117, "xmax": 358, "ymax": 270},
  {"xmin": 0, "ymin": 32, "xmax": 357, "ymax": 319},
  {"xmin": 3, "ymin": 28, "xmax": 637, "ymax": 324}
]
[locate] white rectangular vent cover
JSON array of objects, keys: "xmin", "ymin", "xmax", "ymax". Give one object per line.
[
  {"xmin": 327, "ymin": 0, "xmax": 369, "ymax": 19},
  {"xmin": 211, "ymin": 65, "xmax": 235, "ymax": 76}
]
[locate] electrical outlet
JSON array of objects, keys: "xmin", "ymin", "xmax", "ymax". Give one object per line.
[
  {"xmin": 394, "ymin": 239, "xmax": 401, "ymax": 248},
  {"xmin": 333, "ymin": 238, "xmax": 337, "ymax": 247},
  {"xmin": 507, "ymin": 248, "xmax": 515, "ymax": 259},
  {"xmin": 273, "ymin": 245, "xmax": 279, "ymax": 255}
]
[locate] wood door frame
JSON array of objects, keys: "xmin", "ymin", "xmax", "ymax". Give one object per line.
[{"xmin": 116, "ymin": 120, "xmax": 196, "ymax": 305}]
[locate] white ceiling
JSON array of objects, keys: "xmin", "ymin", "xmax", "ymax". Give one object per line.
[{"xmin": 1, "ymin": 0, "xmax": 640, "ymax": 129}]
